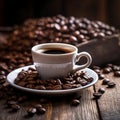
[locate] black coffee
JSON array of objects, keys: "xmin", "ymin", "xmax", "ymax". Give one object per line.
[
  {"xmin": 37, "ymin": 48, "xmax": 72, "ymax": 54},
  {"xmin": 43, "ymin": 49, "xmax": 67, "ymax": 54}
]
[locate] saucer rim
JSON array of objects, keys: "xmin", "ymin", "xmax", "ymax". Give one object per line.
[{"xmin": 7, "ymin": 65, "xmax": 98, "ymax": 95}]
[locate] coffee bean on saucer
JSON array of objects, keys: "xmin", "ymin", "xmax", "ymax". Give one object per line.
[
  {"xmin": 76, "ymin": 78, "xmax": 88, "ymax": 86},
  {"xmin": 98, "ymin": 88, "xmax": 105, "ymax": 94},
  {"xmin": 15, "ymin": 81, "xmax": 26, "ymax": 87},
  {"xmin": 34, "ymin": 85, "xmax": 46, "ymax": 90},
  {"xmin": 86, "ymin": 77, "xmax": 94, "ymax": 82},
  {"xmin": 102, "ymin": 78, "xmax": 110, "ymax": 85},
  {"xmin": 114, "ymin": 71, "xmax": 120, "ymax": 77},
  {"xmin": 52, "ymin": 85, "xmax": 62, "ymax": 90},
  {"xmin": 62, "ymin": 84, "xmax": 73, "ymax": 89},
  {"xmin": 107, "ymin": 82, "xmax": 116, "ymax": 88},
  {"xmin": 71, "ymin": 99, "xmax": 80, "ymax": 106},
  {"xmin": 93, "ymin": 92, "xmax": 102, "ymax": 99}
]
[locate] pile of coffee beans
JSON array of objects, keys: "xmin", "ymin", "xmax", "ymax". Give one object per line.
[
  {"xmin": 27, "ymin": 104, "xmax": 46, "ymax": 115},
  {"xmin": 7, "ymin": 15, "xmax": 119, "ymax": 49},
  {"xmin": 92, "ymin": 63, "xmax": 120, "ymax": 99},
  {"xmin": 14, "ymin": 67, "xmax": 94, "ymax": 90},
  {"xmin": 0, "ymin": 15, "xmax": 119, "ymax": 73}
]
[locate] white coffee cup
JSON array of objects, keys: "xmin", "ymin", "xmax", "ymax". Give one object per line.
[{"xmin": 31, "ymin": 43, "xmax": 92, "ymax": 80}]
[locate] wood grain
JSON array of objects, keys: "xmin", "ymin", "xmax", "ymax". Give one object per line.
[
  {"xmin": 95, "ymin": 72, "xmax": 120, "ymax": 120},
  {"xmin": 0, "ymin": 86, "xmax": 99, "ymax": 120},
  {"xmin": 50, "ymin": 87, "xmax": 99, "ymax": 120}
]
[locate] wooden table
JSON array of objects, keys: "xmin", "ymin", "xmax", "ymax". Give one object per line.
[{"xmin": 0, "ymin": 68, "xmax": 120, "ymax": 120}]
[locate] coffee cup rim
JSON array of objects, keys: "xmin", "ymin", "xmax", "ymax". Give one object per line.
[{"xmin": 31, "ymin": 43, "xmax": 77, "ymax": 56}]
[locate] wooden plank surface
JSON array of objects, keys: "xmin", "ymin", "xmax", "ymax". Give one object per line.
[
  {"xmin": 51, "ymin": 87, "xmax": 99, "ymax": 120},
  {"xmin": 94, "ymin": 69, "xmax": 120, "ymax": 120},
  {"xmin": 0, "ymin": 86, "xmax": 99, "ymax": 120}
]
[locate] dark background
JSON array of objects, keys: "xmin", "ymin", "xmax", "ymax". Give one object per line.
[{"xmin": 0, "ymin": 0, "xmax": 120, "ymax": 28}]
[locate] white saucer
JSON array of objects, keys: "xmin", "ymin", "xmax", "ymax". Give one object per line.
[{"xmin": 7, "ymin": 65, "xmax": 98, "ymax": 95}]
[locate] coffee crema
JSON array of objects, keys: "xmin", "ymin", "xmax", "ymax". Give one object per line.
[{"xmin": 37, "ymin": 48, "xmax": 72, "ymax": 54}]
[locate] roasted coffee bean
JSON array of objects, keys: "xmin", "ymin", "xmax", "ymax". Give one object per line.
[
  {"xmin": 64, "ymin": 77, "xmax": 73, "ymax": 81},
  {"xmin": 71, "ymin": 99, "xmax": 80, "ymax": 106},
  {"xmin": 70, "ymin": 36, "xmax": 77, "ymax": 42},
  {"xmin": 26, "ymin": 84, "xmax": 34, "ymax": 89},
  {"xmin": 11, "ymin": 104, "xmax": 20, "ymax": 111},
  {"xmin": 45, "ymin": 86, "xmax": 53, "ymax": 90},
  {"xmin": 93, "ymin": 92, "xmax": 102, "ymax": 99},
  {"xmin": 106, "ymin": 63, "xmax": 113, "ymax": 68},
  {"xmin": 78, "ymin": 71, "xmax": 86, "ymax": 77},
  {"xmin": 76, "ymin": 79, "xmax": 88, "ymax": 86},
  {"xmin": 17, "ymin": 96, "xmax": 28, "ymax": 103},
  {"xmin": 107, "ymin": 82, "xmax": 116, "ymax": 88},
  {"xmin": 34, "ymin": 85, "xmax": 46, "ymax": 90},
  {"xmin": 37, "ymin": 107, "xmax": 46, "ymax": 114},
  {"xmin": 98, "ymin": 88, "xmax": 105, "ymax": 94},
  {"xmin": 113, "ymin": 65, "xmax": 120, "ymax": 71},
  {"xmin": 7, "ymin": 100, "xmax": 17, "ymax": 106},
  {"xmin": 0, "ymin": 70, "xmax": 5, "ymax": 75},
  {"xmin": 73, "ymin": 31, "xmax": 80, "ymax": 36},
  {"xmin": 54, "ymin": 23, "xmax": 61, "ymax": 31},
  {"xmin": 98, "ymin": 73, "xmax": 105, "ymax": 79},
  {"xmin": 7, "ymin": 95, "xmax": 17, "ymax": 101},
  {"xmin": 62, "ymin": 84, "xmax": 73, "ymax": 89},
  {"xmin": 0, "ymin": 75, "xmax": 6, "ymax": 80},
  {"xmin": 86, "ymin": 77, "xmax": 94, "ymax": 82},
  {"xmin": 15, "ymin": 81, "xmax": 26, "ymax": 87},
  {"xmin": 97, "ymin": 32, "xmax": 105, "ymax": 38},
  {"xmin": 103, "ymin": 67, "xmax": 112, "ymax": 73},
  {"xmin": 52, "ymin": 85, "xmax": 62, "ymax": 90},
  {"xmin": 66, "ymin": 80, "xmax": 76, "ymax": 84},
  {"xmin": 94, "ymin": 69, "xmax": 101, "ymax": 74},
  {"xmin": 0, "ymin": 63, "xmax": 8, "ymax": 71},
  {"xmin": 34, "ymin": 104, "xmax": 42, "ymax": 109},
  {"xmin": 0, "ymin": 75, "xmax": 6, "ymax": 84},
  {"xmin": 56, "ymin": 79, "xmax": 62, "ymax": 85},
  {"xmin": 71, "ymin": 84, "xmax": 81, "ymax": 88},
  {"xmin": 49, "ymin": 79, "xmax": 61, "ymax": 85},
  {"xmin": 102, "ymin": 78, "xmax": 110, "ymax": 85},
  {"xmin": 27, "ymin": 107, "xmax": 37, "ymax": 115},
  {"xmin": 17, "ymin": 70, "xmax": 27, "ymax": 79},
  {"xmin": 114, "ymin": 71, "xmax": 120, "ymax": 77},
  {"xmin": 93, "ymin": 66, "xmax": 101, "ymax": 70}
]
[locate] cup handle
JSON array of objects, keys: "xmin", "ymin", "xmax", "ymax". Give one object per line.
[{"xmin": 72, "ymin": 52, "xmax": 92, "ymax": 73}]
